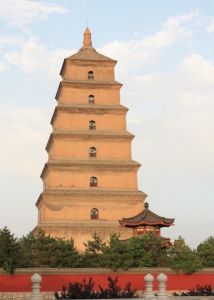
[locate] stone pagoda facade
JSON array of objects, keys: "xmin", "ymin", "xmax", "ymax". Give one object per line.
[{"xmin": 34, "ymin": 28, "xmax": 173, "ymax": 250}]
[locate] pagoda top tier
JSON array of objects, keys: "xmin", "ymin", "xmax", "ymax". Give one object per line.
[
  {"xmin": 119, "ymin": 202, "xmax": 174, "ymax": 228},
  {"xmin": 67, "ymin": 28, "xmax": 116, "ymax": 62}
]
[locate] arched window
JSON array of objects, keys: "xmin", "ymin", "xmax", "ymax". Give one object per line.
[
  {"xmin": 90, "ymin": 176, "xmax": 97, "ymax": 187},
  {"xmin": 89, "ymin": 147, "xmax": 96, "ymax": 158},
  {"xmin": 89, "ymin": 120, "xmax": 96, "ymax": 130},
  {"xmin": 91, "ymin": 208, "xmax": 99, "ymax": 220},
  {"xmin": 88, "ymin": 71, "xmax": 94, "ymax": 80},
  {"xmin": 88, "ymin": 95, "xmax": 95, "ymax": 104}
]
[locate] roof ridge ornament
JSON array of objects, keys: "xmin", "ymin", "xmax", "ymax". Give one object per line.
[
  {"xmin": 144, "ymin": 202, "xmax": 149, "ymax": 209},
  {"xmin": 83, "ymin": 27, "xmax": 92, "ymax": 48}
]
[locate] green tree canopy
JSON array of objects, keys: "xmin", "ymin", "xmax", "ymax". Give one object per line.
[
  {"xmin": 167, "ymin": 236, "xmax": 202, "ymax": 274},
  {"xmin": 1, "ymin": 226, "xmax": 213, "ymax": 274},
  {"xmin": 101, "ymin": 233, "xmax": 131, "ymax": 271},
  {"xmin": 0, "ymin": 226, "xmax": 21, "ymax": 274},
  {"xmin": 81, "ymin": 233, "xmax": 106, "ymax": 267},
  {"xmin": 197, "ymin": 236, "xmax": 214, "ymax": 267},
  {"xmin": 98, "ymin": 233, "xmax": 167, "ymax": 271},
  {"xmin": 126, "ymin": 234, "xmax": 167, "ymax": 267},
  {"xmin": 19, "ymin": 230, "xmax": 80, "ymax": 268}
]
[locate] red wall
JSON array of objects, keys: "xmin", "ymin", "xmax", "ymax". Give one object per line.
[{"xmin": 0, "ymin": 269, "xmax": 214, "ymax": 292}]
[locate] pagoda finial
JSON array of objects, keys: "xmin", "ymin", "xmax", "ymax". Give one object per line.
[
  {"xmin": 144, "ymin": 202, "xmax": 149, "ymax": 209},
  {"xmin": 83, "ymin": 27, "xmax": 92, "ymax": 48}
]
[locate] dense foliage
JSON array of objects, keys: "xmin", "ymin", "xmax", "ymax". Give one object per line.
[
  {"xmin": 167, "ymin": 236, "xmax": 202, "ymax": 274},
  {"xmin": 0, "ymin": 227, "xmax": 213, "ymax": 275},
  {"xmin": 55, "ymin": 276, "xmax": 136, "ymax": 299},
  {"xmin": 19, "ymin": 230, "xmax": 80, "ymax": 268},
  {"xmin": 173, "ymin": 285, "xmax": 214, "ymax": 296},
  {"xmin": 0, "ymin": 226, "xmax": 21, "ymax": 274},
  {"xmin": 197, "ymin": 236, "xmax": 214, "ymax": 267}
]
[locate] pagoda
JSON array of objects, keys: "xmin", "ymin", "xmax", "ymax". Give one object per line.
[
  {"xmin": 119, "ymin": 202, "xmax": 174, "ymax": 237},
  {"xmin": 34, "ymin": 28, "xmax": 174, "ymax": 250}
]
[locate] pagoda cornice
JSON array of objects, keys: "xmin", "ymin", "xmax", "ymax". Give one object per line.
[
  {"xmin": 56, "ymin": 103, "xmax": 128, "ymax": 111},
  {"xmin": 61, "ymin": 79, "xmax": 122, "ymax": 86},
  {"xmin": 47, "ymin": 159, "xmax": 140, "ymax": 166},
  {"xmin": 38, "ymin": 221, "xmax": 120, "ymax": 227},
  {"xmin": 51, "ymin": 104, "xmax": 128, "ymax": 125},
  {"xmin": 44, "ymin": 188, "xmax": 146, "ymax": 196},
  {"xmin": 46, "ymin": 130, "xmax": 134, "ymax": 151},
  {"xmin": 40, "ymin": 220, "xmax": 119, "ymax": 226},
  {"xmin": 40, "ymin": 159, "xmax": 141, "ymax": 179},
  {"xmin": 60, "ymin": 45, "xmax": 117, "ymax": 77},
  {"xmin": 56, "ymin": 80, "xmax": 122, "ymax": 100},
  {"xmin": 36, "ymin": 189, "xmax": 147, "ymax": 207},
  {"xmin": 60, "ymin": 58, "xmax": 117, "ymax": 77}
]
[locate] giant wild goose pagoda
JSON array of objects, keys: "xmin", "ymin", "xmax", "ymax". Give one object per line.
[{"xmin": 34, "ymin": 28, "xmax": 174, "ymax": 250}]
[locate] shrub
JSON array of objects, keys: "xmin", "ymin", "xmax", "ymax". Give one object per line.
[
  {"xmin": 173, "ymin": 285, "xmax": 214, "ymax": 296},
  {"xmin": 55, "ymin": 277, "xmax": 97, "ymax": 299},
  {"xmin": 55, "ymin": 276, "xmax": 136, "ymax": 299},
  {"xmin": 98, "ymin": 276, "xmax": 136, "ymax": 298}
]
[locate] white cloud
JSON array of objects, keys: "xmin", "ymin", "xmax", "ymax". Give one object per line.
[
  {"xmin": 0, "ymin": 103, "xmax": 50, "ymax": 236},
  {"xmin": 141, "ymin": 10, "xmax": 198, "ymax": 49},
  {"xmin": 207, "ymin": 17, "xmax": 214, "ymax": 33},
  {"xmin": 0, "ymin": 62, "xmax": 8, "ymax": 71},
  {"xmin": 0, "ymin": 104, "xmax": 50, "ymax": 177},
  {"xmin": 0, "ymin": 0, "xmax": 67, "ymax": 31},
  {"xmin": 99, "ymin": 10, "xmax": 199, "ymax": 75},
  {"xmin": 126, "ymin": 53, "xmax": 214, "ymax": 173},
  {"xmin": 0, "ymin": 0, "xmax": 69, "ymax": 75},
  {"xmin": 0, "ymin": 10, "xmax": 199, "ymax": 79},
  {"xmin": 124, "ymin": 53, "xmax": 214, "ymax": 247},
  {"xmin": 129, "ymin": 53, "xmax": 214, "ymax": 101},
  {"xmin": 5, "ymin": 36, "xmax": 72, "ymax": 78},
  {"xmin": 0, "ymin": 36, "xmax": 20, "ymax": 48}
]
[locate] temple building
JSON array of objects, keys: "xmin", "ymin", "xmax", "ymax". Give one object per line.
[
  {"xmin": 34, "ymin": 28, "xmax": 174, "ymax": 250},
  {"xmin": 119, "ymin": 202, "xmax": 174, "ymax": 237}
]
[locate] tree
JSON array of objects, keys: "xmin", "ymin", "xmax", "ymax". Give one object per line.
[
  {"xmin": 101, "ymin": 233, "xmax": 131, "ymax": 271},
  {"xmin": 197, "ymin": 236, "xmax": 214, "ymax": 267},
  {"xmin": 0, "ymin": 226, "xmax": 21, "ymax": 274},
  {"xmin": 167, "ymin": 236, "xmax": 202, "ymax": 274},
  {"xmin": 81, "ymin": 233, "xmax": 106, "ymax": 267},
  {"xmin": 82, "ymin": 233, "xmax": 168, "ymax": 270},
  {"xmin": 84, "ymin": 232, "xmax": 105, "ymax": 254},
  {"xmin": 19, "ymin": 230, "xmax": 80, "ymax": 268},
  {"xmin": 18, "ymin": 232, "xmax": 35, "ymax": 267},
  {"xmin": 126, "ymin": 234, "xmax": 167, "ymax": 267}
]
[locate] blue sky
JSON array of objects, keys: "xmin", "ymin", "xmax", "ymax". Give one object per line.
[{"xmin": 0, "ymin": 0, "xmax": 214, "ymax": 248}]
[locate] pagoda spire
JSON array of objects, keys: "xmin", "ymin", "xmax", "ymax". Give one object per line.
[{"xmin": 83, "ymin": 27, "xmax": 92, "ymax": 48}]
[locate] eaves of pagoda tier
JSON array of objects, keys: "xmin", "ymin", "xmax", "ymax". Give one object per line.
[
  {"xmin": 36, "ymin": 189, "xmax": 147, "ymax": 208},
  {"xmin": 40, "ymin": 159, "xmax": 141, "ymax": 179},
  {"xmin": 45, "ymin": 131, "xmax": 135, "ymax": 151},
  {"xmin": 60, "ymin": 47, "xmax": 117, "ymax": 78},
  {"xmin": 50, "ymin": 104, "xmax": 128, "ymax": 125},
  {"xmin": 55, "ymin": 80, "xmax": 122, "ymax": 100},
  {"xmin": 60, "ymin": 59, "xmax": 117, "ymax": 78}
]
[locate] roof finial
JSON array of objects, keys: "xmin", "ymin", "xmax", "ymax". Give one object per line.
[
  {"xmin": 144, "ymin": 202, "xmax": 149, "ymax": 209},
  {"xmin": 83, "ymin": 27, "xmax": 92, "ymax": 48}
]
